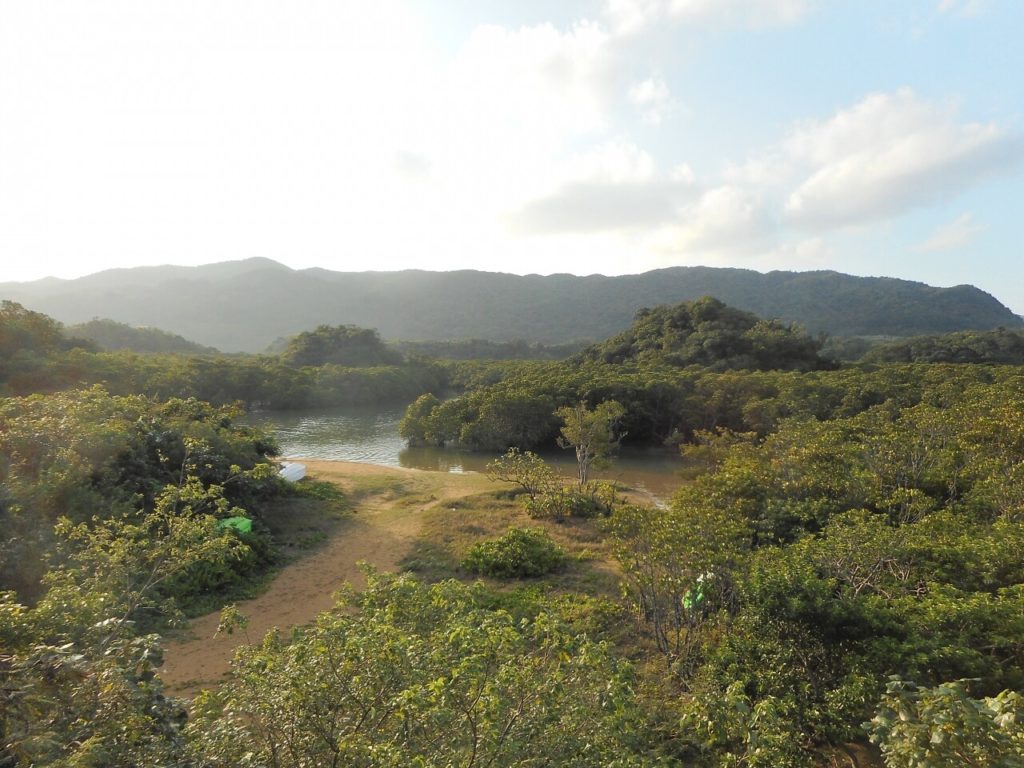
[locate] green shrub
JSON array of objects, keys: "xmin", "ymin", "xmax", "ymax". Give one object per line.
[
  {"xmin": 461, "ymin": 527, "xmax": 567, "ymax": 578},
  {"xmin": 524, "ymin": 482, "xmax": 618, "ymax": 521}
]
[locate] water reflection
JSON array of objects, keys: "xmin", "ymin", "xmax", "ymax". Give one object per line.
[{"xmin": 246, "ymin": 404, "xmax": 685, "ymax": 499}]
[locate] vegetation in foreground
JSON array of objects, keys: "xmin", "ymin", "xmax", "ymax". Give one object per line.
[{"xmin": 2, "ymin": 296, "xmax": 1024, "ymax": 766}]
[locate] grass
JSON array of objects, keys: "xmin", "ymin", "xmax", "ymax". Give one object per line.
[
  {"xmin": 261, "ymin": 480, "xmax": 352, "ymax": 554},
  {"xmin": 345, "ymin": 473, "xmax": 416, "ymax": 502},
  {"xmin": 178, "ymin": 570, "xmax": 274, "ymax": 618},
  {"xmin": 399, "ymin": 488, "xmax": 622, "ymax": 599}
]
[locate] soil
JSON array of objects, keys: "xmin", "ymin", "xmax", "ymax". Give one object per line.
[{"xmin": 158, "ymin": 460, "xmax": 495, "ymax": 697}]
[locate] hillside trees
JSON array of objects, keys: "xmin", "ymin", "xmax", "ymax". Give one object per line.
[
  {"xmin": 281, "ymin": 324, "xmax": 403, "ymax": 367},
  {"xmin": 0, "ymin": 300, "xmax": 66, "ymax": 357},
  {"xmin": 401, "ymin": 359, "xmax": 1022, "ymax": 454},
  {"xmin": 864, "ymin": 327, "xmax": 1024, "ymax": 365},
  {"xmin": 577, "ymin": 296, "xmax": 828, "ymax": 371},
  {"xmin": 399, "ymin": 300, "xmax": 1024, "ymax": 456},
  {"xmin": 0, "ymin": 301, "xmax": 96, "ymax": 395},
  {"xmin": 66, "ymin": 317, "xmax": 219, "ymax": 355}
]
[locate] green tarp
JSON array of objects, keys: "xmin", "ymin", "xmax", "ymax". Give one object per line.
[
  {"xmin": 218, "ymin": 516, "xmax": 252, "ymax": 534},
  {"xmin": 682, "ymin": 583, "xmax": 706, "ymax": 611}
]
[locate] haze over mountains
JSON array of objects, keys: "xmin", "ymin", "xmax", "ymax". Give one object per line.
[{"xmin": 2, "ymin": 258, "xmax": 1020, "ymax": 353}]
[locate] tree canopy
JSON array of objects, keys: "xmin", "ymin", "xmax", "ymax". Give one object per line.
[
  {"xmin": 577, "ymin": 296, "xmax": 828, "ymax": 371},
  {"xmin": 280, "ymin": 324, "xmax": 403, "ymax": 367}
]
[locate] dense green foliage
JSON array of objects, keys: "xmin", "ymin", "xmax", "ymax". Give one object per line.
[
  {"xmin": 0, "ymin": 300, "xmax": 94, "ymax": 394},
  {"xmin": 66, "ymin": 317, "xmax": 220, "ymax": 354},
  {"xmin": 4, "ymin": 258, "xmax": 1019, "ymax": 350},
  {"xmin": 186, "ymin": 571, "xmax": 658, "ymax": 767},
  {"xmin": 401, "ymin": 352, "xmax": 1019, "ymax": 453},
  {"xmin": 280, "ymin": 323, "xmax": 403, "ymax": 367},
  {"xmin": 867, "ymin": 679, "xmax": 1024, "ymax": 767},
  {"xmin": 0, "ymin": 300, "xmax": 71, "ymax": 357},
  {"xmin": 523, "ymin": 481, "xmax": 619, "ymax": 521},
  {"xmin": 606, "ymin": 369, "xmax": 1024, "ymax": 765},
  {"xmin": 1, "ymin": 302, "xmax": 447, "ymax": 408},
  {"xmin": 392, "ymin": 337, "xmax": 587, "ymax": 360},
  {"xmin": 578, "ymin": 296, "xmax": 827, "ymax": 371},
  {"xmin": 864, "ymin": 327, "xmax": 1024, "ymax": 364},
  {"xmin": 0, "ymin": 386, "xmax": 279, "ymax": 599},
  {"xmin": 461, "ymin": 527, "xmax": 567, "ymax": 578},
  {"xmin": 5, "ymin": 286, "xmax": 1024, "ymax": 766},
  {"xmin": 0, "ymin": 469, "xmax": 257, "ymax": 765}
]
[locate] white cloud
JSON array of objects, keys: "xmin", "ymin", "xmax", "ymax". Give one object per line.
[
  {"xmin": 605, "ymin": 0, "xmax": 665, "ymax": 36},
  {"xmin": 566, "ymin": 140, "xmax": 660, "ymax": 184},
  {"xmin": 781, "ymin": 89, "xmax": 1021, "ymax": 228},
  {"xmin": 628, "ymin": 76, "xmax": 673, "ymax": 125},
  {"xmin": 648, "ymin": 184, "xmax": 773, "ymax": 252},
  {"xmin": 671, "ymin": 163, "xmax": 698, "ymax": 184},
  {"xmin": 913, "ymin": 212, "xmax": 987, "ymax": 252},
  {"xmin": 393, "ymin": 152, "xmax": 432, "ymax": 179},
  {"xmin": 668, "ymin": 0, "xmax": 812, "ymax": 26},
  {"xmin": 452, "ymin": 21, "xmax": 613, "ymax": 143},
  {"xmin": 762, "ymin": 237, "xmax": 834, "ymax": 269},
  {"xmin": 506, "ymin": 140, "xmax": 695, "ymax": 234},
  {"xmin": 605, "ymin": 0, "xmax": 813, "ymax": 35},
  {"xmin": 508, "ymin": 85, "xmax": 1019, "ymax": 272},
  {"xmin": 938, "ymin": 0, "xmax": 987, "ymax": 19},
  {"xmin": 723, "ymin": 152, "xmax": 792, "ymax": 187}
]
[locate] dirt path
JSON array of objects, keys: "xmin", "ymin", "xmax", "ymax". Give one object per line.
[{"xmin": 158, "ymin": 461, "xmax": 494, "ymax": 697}]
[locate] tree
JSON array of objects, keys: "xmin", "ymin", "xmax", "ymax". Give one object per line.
[
  {"xmin": 556, "ymin": 400, "xmax": 626, "ymax": 486},
  {"xmin": 398, "ymin": 392, "xmax": 443, "ymax": 445},
  {"xmin": 485, "ymin": 447, "xmax": 557, "ymax": 500},
  {"xmin": 280, "ymin": 324, "xmax": 402, "ymax": 367},
  {"xmin": 605, "ymin": 500, "xmax": 748, "ymax": 662}
]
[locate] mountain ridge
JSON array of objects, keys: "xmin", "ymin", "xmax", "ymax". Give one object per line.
[{"xmin": 2, "ymin": 259, "xmax": 1019, "ymax": 353}]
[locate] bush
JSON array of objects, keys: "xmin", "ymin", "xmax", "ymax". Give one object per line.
[
  {"xmin": 461, "ymin": 528, "xmax": 567, "ymax": 578},
  {"xmin": 524, "ymin": 482, "xmax": 619, "ymax": 521}
]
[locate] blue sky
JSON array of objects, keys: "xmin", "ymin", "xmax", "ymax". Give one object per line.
[{"xmin": 1, "ymin": 0, "xmax": 1022, "ymax": 312}]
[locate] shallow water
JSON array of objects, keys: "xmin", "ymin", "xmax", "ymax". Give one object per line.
[{"xmin": 246, "ymin": 404, "xmax": 687, "ymax": 499}]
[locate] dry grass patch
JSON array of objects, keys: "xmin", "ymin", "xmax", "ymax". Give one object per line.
[{"xmin": 400, "ymin": 489, "xmax": 622, "ymax": 599}]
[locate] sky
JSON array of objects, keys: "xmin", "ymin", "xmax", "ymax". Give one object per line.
[{"xmin": 1, "ymin": 1, "xmax": 1022, "ymax": 312}]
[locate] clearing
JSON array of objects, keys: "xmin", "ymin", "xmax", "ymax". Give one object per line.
[{"xmin": 158, "ymin": 460, "xmax": 497, "ymax": 696}]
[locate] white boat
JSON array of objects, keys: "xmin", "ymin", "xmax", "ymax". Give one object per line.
[{"xmin": 278, "ymin": 461, "xmax": 307, "ymax": 482}]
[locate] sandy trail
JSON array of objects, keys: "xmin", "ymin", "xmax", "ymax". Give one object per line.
[{"xmin": 158, "ymin": 460, "xmax": 488, "ymax": 697}]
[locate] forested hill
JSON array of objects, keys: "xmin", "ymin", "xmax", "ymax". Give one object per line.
[
  {"xmin": 66, "ymin": 318, "xmax": 219, "ymax": 355},
  {"xmin": 1, "ymin": 257, "xmax": 1019, "ymax": 352},
  {"xmin": 577, "ymin": 296, "xmax": 828, "ymax": 371}
]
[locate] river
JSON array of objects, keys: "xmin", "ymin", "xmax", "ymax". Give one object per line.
[{"xmin": 246, "ymin": 404, "xmax": 687, "ymax": 500}]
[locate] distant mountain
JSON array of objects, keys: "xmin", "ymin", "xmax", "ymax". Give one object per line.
[{"xmin": 1, "ymin": 258, "xmax": 1019, "ymax": 352}]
